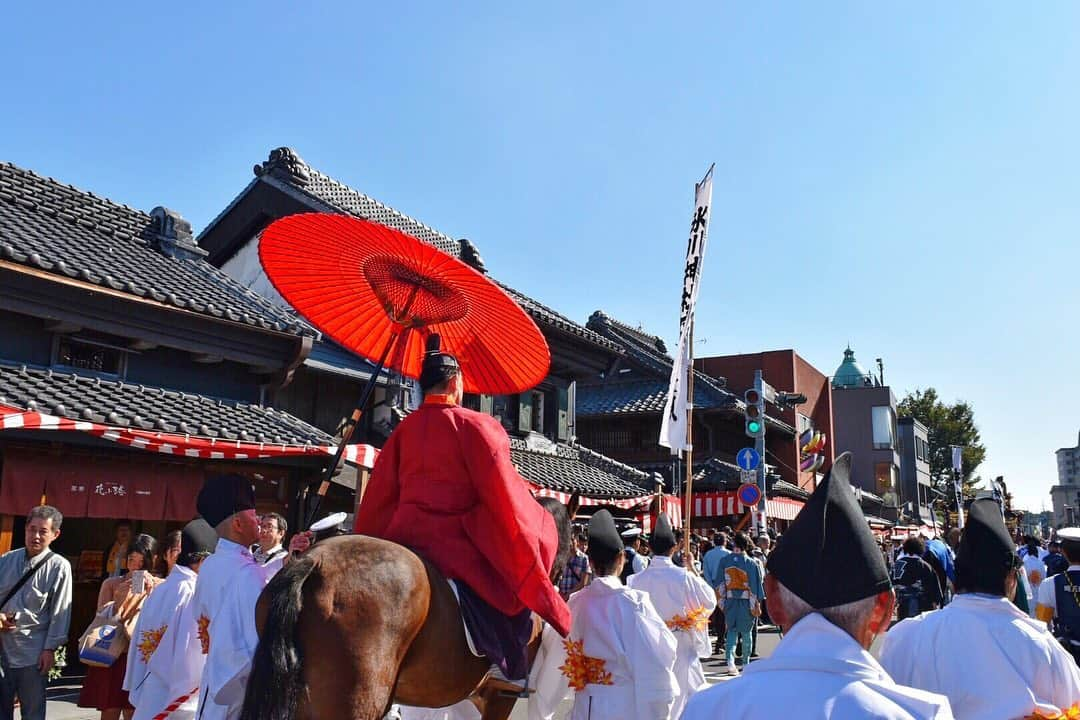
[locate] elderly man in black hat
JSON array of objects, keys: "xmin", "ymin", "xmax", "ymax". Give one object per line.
[
  {"xmin": 188, "ymin": 474, "xmax": 273, "ymax": 720},
  {"xmin": 627, "ymin": 514, "xmax": 716, "ymax": 718},
  {"xmin": 124, "ymin": 519, "xmax": 217, "ymax": 720},
  {"xmin": 882, "ymin": 499, "xmax": 1080, "ymax": 718},
  {"xmin": 683, "ymin": 453, "xmax": 953, "ymax": 719}
]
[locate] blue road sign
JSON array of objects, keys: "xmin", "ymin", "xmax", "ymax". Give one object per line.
[
  {"xmin": 738, "ymin": 483, "xmax": 762, "ymax": 506},
  {"xmin": 736, "ymin": 447, "xmax": 761, "ymax": 471}
]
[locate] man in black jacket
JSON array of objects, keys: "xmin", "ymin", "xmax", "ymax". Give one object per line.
[{"xmin": 891, "ymin": 536, "xmax": 943, "ymax": 620}]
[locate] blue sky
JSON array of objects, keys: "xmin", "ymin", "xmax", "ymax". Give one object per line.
[{"xmin": 4, "ymin": 3, "xmax": 1078, "ymax": 509}]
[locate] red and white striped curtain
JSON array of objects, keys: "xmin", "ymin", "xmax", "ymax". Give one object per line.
[{"xmin": 0, "ymin": 406, "xmax": 380, "ymax": 468}]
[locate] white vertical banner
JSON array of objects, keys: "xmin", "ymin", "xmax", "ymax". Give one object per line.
[
  {"xmin": 659, "ymin": 167, "xmax": 713, "ymax": 453},
  {"xmin": 951, "ymin": 445, "xmax": 965, "ymax": 529}
]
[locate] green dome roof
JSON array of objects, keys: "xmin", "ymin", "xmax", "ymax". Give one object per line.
[{"xmin": 832, "ymin": 346, "xmax": 873, "ymax": 389}]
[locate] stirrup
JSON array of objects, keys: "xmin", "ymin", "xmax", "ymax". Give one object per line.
[{"xmin": 483, "ymin": 673, "xmax": 533, "ymax": 698}]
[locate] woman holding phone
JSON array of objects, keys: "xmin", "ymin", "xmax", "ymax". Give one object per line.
[{"xmin": 78, "ymin": 533, "xmax": 162, "ymax": 720}]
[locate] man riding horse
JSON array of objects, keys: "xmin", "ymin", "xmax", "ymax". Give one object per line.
[{"xmin": 354, "ymin": 334, "xmax": 572, "ymax": 692}]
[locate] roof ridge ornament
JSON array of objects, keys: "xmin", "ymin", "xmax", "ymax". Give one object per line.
[
  {"xmin": 254, "ymin": 147, "xmax": 312, "ymax": 186},
  {"xmin": 147, "ymin": 207, "xmax": 207, "ymax": 261}
]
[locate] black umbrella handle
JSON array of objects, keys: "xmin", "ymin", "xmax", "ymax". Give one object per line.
[{"xmin": 305, "ymin": 328, "xmax": 408, "ymax": 529}]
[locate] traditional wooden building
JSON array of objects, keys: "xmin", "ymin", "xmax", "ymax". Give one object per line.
[
  {"xmin": 0, "ymin": 161, "xmax": 376, "ymax": 657},
  {"xmin": 196, "ymin": 148, "xmax": 665, "ymax": 515},
  {"xmin": 576, "ymin": 311, "xmax": 805, "ymax": 528}
]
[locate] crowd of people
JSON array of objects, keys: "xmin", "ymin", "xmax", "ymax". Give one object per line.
[
  {"xmin": 1, "ymin": 333, "xmax": 1080, "ymax": 720},
  {"xmin": 522, "ymin": 457, "xmax": 1080, "ymax": 719},
  {"xmin": 0, "ymin": 494, "xmax": 299, "ymax": 720}
]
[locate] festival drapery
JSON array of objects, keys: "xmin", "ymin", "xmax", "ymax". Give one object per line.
[
  {"xmin": 0, "ymin": 406, "xmax": 378, "ymax": 466},
  {"xmin": 689, "ymin": 492, "xmax": 804, "ymax": 521},
  {"xmin": 528, "ymin": 485, "xmax": 684, "ymax": 529},
  {"xmin": 659, "ymin": 169, "xmax": 713, "ymax": 454}
]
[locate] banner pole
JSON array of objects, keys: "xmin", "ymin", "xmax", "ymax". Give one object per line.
[{"xmin": 684, "ymin": 321, "xmax": 695, "ymax": 564}]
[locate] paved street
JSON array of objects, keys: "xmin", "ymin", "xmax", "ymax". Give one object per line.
[
  {"xmin": 28, "ymin": 629, "xmax": 783, "ymax": 719},
  {"xmin": 509, "ymin": 628, "xmax": 782, "ymax": 719}
]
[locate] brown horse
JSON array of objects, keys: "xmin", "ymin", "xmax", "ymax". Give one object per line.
[{"xmin": 239, "ymin": 496, "xmax": 574, "ymax": 720}]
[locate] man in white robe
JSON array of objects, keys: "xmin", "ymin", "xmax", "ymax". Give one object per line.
[
  {"xmin": 536, "ymin": 510, "xmax": 677, "ymax": 720},
  {"xmin": 124, "ymin": 519, "xmax": 217, "ymax": 720},
  {"xmin": 189, "ymin": 475, "xmax": 267, "ymax": 720},
  {"xmin": 627, "ymin": 513, "xmax": 716, "ymax": 718},
  {"xmin": 882, "ymin": 499, "xmax": 1080, "ymax": 719},
  {"xmin": 683, "ymin": 453, "xmax": 953, "ymax": 720}
]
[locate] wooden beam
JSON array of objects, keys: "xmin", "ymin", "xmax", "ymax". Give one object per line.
[
  {"xmin": 0, "ymin": 266, "xmax": 302, "ymax": 369},
  {"xmin": 0, "ymin": 515, "xmax": 13, "ymax": 554},
  {"xmin": 44, "ymin": 320, "xmax": 82, "ymax": 334}
]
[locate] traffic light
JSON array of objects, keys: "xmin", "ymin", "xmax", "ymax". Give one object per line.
[
  {"xmin": 744, "ymin": 388, "xmax": 764, "ymax": 438},
  {"xmin": 799, "ymin": 428, "xmax": 826, "ymax": 472}
]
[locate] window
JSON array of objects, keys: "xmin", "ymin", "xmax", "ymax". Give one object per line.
[
  {"xmin": 915, "ymin": 437, "xmax": 929, "ymax": 463},
  {"xmin": 531, "ymin": 391, "xmax": 545, "ymax": 435},
  {"xmin": 872, "ymin": 405, "xmax": 896, "ymax": 450},
  {"xmin": 875, "ymin": 462, "xmax": 898, "ymax": 497},
  {"xmin": 54, "ymin": 336, "xmax": 125, "ymax": 376}
]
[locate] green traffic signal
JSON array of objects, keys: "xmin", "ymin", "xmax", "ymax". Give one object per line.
[{"xmin": 747, "ymin": 419, "xmax": 762, "ymax": 434}]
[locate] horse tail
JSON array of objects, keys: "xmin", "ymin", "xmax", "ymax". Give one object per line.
[{"xmin": 240, "ymin": 555, "xmax": 318, "ymax": 720}]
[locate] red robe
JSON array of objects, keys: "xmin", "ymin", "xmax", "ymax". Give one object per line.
[{"xmin": 354, "ymin": 398, "xmax": 572, "ymax": 637}]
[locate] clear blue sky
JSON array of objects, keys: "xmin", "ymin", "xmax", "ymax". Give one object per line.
[{"xmin": 4, "ymin": 3, "xmax": 1078, "ymax": 510}]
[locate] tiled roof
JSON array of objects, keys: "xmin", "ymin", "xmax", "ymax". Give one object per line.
[
  {"xmin": 219, "ymin": 148, "xmax": 619, "ymax": 355},
  {"xmin": 577, "ymin": 312, "xmax": 737, "ymax": 416},
  {"xmin": 575, "ymin": 378, "xmax": 670, "ymax": 416},
  {"xmin": 498, "ymin": 283, "xmax": 621, "ymax": 353},
  {"xmin": 0, "ymin": 361, "xmax": 330, "ymax": 445},
  {"xmin": 692, "ymin": 457, "xmax": 742, "ymax": 491},
  {"xmin": 586, "ymin": 311, "xmax": 730, "ymax": 394},
  {"xmin": 0, "ymin": 162, "xmax": 306, "ymax": 335},
  {"xmin": 252, "ymin": 148, "xmax": 462, "ymax": 257},
  {"xmin": 509, "ymin": 436, "xmax": 653, "ymax": 499}
]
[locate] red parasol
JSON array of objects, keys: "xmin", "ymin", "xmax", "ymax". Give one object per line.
[
  {"xmin": 259, "ymin": 213, "xmax": 549, "ymax": 394},
  {"xmin": 259, "ymin": 213, "xmax": 551, "ymax": 528}
]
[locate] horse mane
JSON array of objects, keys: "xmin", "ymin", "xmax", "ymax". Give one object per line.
[
  {"xmin": 240, "ymin": 555, "xmax": 318, "ymax": 720},
  {"xmin": 536, "ymin": 496, "xmax": 572, "ymax": 584}
]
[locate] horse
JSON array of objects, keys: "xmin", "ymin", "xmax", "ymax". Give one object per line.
[{"xmin": 240, "ymin": 495, "xmax": 576, "ymax": 720}]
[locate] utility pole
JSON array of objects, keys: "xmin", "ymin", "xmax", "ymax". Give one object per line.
[{"xmin": 754, "ymin": 370, "xmax": 767, "ymax": 530}]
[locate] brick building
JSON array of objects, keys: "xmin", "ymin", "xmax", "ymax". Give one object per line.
[{"xmin": 696, "ymin": 349, "xmax": 834, "ymax": 492}]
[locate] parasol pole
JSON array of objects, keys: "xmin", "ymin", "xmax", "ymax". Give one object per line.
[
  {"xmin": 305, "ymin": 328, "xmax": 409, "ymax": 529},
  {"xmin": 683, "ymin": 322, "xmax": 695, "ymax": 565},
  {"xmin": 306, "ymin": 286, "xmax": 422, "ymax": 529}
]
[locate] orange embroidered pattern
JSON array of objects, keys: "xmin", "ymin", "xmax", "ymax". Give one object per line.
[
  {"xmin": 197, "ymin": 615, "xmax": 210, "ymax": 654},
  {"xmin": 1025, "ymin": 704, "xmax": 1080, "ymax": 719},
  {"xmin": 137, "ymin": 624, "xmax": 167, "ymax": 662},
  {"xmin": 725, "ymin": 566, "xmax": 750, "ymax": 592},
  {"xmin": 558, "ymin": 639, "xmax": 613, "ymax": 691},
  {"xmin": 667, "ymin": 606, "xmax": 710, "ymax": 632}
]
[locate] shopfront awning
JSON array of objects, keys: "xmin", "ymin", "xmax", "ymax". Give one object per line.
[
  {"xmin": 529, "ymin": 486, "xmax": 683, "ymax": 530},
  {"xmin": 690, "ymin": 491, "xmax": 805, "ymax": 521},
  {"xmin": 1, "ymin": 406, "xmax": 378, "ymax": 467}
]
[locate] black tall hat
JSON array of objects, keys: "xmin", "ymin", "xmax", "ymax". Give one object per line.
[
  {"xmin": 955, "ymin": 498, "xmax": 1017, "ymax": 590},
  {"xmin": 588, "ymin": 510, "xmax": 623, "ymax": 565},
  {"xmin": 650, "ymin": 513, "xmax": 677, "ymax": 554},
  {"xmin": 196, "ymin": 474, "xmax": 257, "ymax": 528},
  {"xmin": 766, "ymin": 452, "xmax": 891, "ymax": 608},
  {"xmin": 180, "ymin": 518, "xmax": 218, "ymax": 558},
  {"xmin": 420, "ymin": 333, "xmax": 460, "ymax": 391}
]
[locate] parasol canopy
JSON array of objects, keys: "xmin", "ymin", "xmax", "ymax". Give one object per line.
[{"xmin": 259, "ymin": 213, "xmax": 550, "ymax": 395}]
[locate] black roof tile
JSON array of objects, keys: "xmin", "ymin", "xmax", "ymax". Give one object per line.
[
  {"xmin": 0, "ymin": 361, "xmax": 330, "ymax": 446},
  {"xmin": 0, "ymin": 162, "xmax": 308, "ymax": 335},
  {"xmin": 577, "ymin": 311, "xmax": 737, "ymax": 416},
  {"xmin": 509, "ymin": 436, "xmax": 653, "ymax": 499}
]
